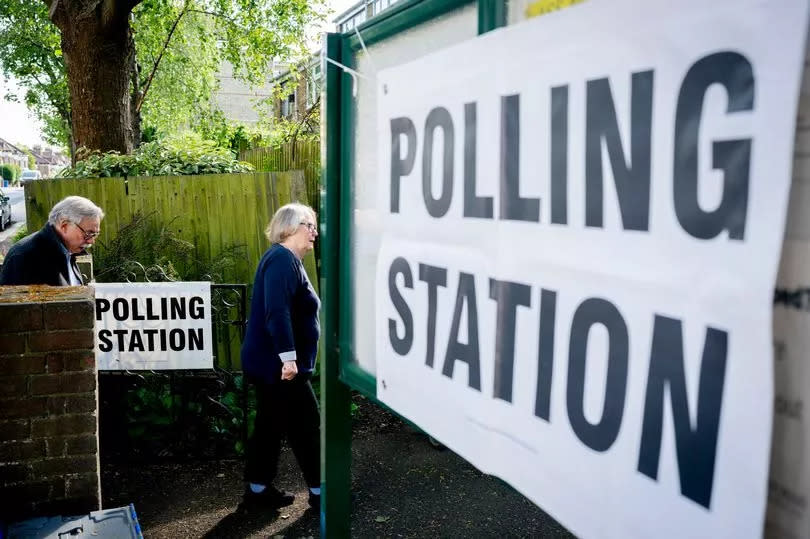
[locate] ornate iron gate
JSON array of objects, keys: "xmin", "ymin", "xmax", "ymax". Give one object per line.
[{"xmin": 98, "ymin": 283, "xmax": 252, "ymax": 461}]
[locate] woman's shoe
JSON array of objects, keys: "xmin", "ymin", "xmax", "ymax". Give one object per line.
[{"xmin": 240, "ymin": 486, "xmax": 295, "ymax": 511}]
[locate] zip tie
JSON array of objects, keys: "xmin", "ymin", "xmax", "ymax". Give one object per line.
[
  {"xmin": 354, "ymin": 25, "xmax": 377, "ymax": 73},
  {"xmin": 325, "ymin": 57, "xmax": 369, "ymax": 97}
]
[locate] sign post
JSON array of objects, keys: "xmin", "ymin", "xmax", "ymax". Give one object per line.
[{"xmin": 321, "ymin": 32, "xmax": 353, "ymax": 538}]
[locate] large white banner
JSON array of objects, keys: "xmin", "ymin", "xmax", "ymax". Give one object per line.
[
  {"xmin": 373, "ymin": 1, "xmax": 809, "ymax": 537},
  {"xmin": 94, "ymin": 282, "xmax": 213, "ymax": 370}
]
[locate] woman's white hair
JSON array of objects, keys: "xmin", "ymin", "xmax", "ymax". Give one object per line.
[
  {"xmin": 265, "ymin": 202, "xmax": 316, "ymax": 244},
  {"xmin": 48, "ymin": 196, "xmax": 105, "ymax": 226}
]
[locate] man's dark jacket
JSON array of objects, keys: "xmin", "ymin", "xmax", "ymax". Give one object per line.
[{"xmin": 0, "ymin": 224, "xmax": 83, "ymax": 286}]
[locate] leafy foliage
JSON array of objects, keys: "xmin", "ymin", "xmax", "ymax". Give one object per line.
[
  {"xmin": 92, "ymin": 211, "xmax": 246, "ymax": 284},
  {"xmin": 101, "ymin": 372, "xmax": 255, "ymax": 460},
  {"xmin": 190, "ymin": 111, "xmax": 272, "ymax": 154},
  {"xmin": 253, "ymin": 63, "xmax": 322, "ymax": 147},
  {"xmin": 0, "ymin": 1, "xmax": 71, "ymax": 149},
  {"xmin": 25, "ymin": 150, "xmax": 35, "ymax": 170},
  {"xmin": 58, "ymin": 140, "xmax": 253, "ymax": 179},
  {"xmin": 133, "ymin": 0, "xmax": 221, "ymax": 139},
  {"xmin": 0, "ymin": 0, "xmax": 327, "ymax": 152},
  {"xmin": 11, "ymin": 224, "xmax": 27, "ymax": 244},
  {"xmin": 0, "ymin": 163, "xmax": 20, "ymax": 183},
  {"xmin": 264, "ymin": 108, "xmax": 321, "ymax": 148}
]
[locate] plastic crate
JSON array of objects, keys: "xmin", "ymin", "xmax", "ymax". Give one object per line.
[{"xmin": 7, "ymin": 504, "xmax": 142, "ymax": 539}]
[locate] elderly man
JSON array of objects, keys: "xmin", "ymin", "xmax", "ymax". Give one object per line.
[{"xmin": 0, "ymin": 196, "xmax": 104, "ymax": 286}]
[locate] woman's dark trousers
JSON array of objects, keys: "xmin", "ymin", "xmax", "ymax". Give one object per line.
[{"xmin": 244, "ymin": 373, "xmax": 320, "ymax": 489}]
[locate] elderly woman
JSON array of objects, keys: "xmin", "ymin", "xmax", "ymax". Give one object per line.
[{"xmin": 240, "ymin": 202, "xmax": 321, "ymax": 511}]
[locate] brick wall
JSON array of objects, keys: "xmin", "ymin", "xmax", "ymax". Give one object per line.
[{"xmin": 0, "ymin": 286, "xmax": 99, "ymax": 521}]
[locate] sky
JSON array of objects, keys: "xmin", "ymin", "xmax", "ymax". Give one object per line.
[
  {"xmin": 0, "ymin": 78, "xmax": 47, "ymax": 148},
  {"xmin": 0, "ymin": 0, "xmax": 359, "ymax": 150},
  {"xmin": 327, "ymin": 0, "xmax": 360, "ymax": 24}
]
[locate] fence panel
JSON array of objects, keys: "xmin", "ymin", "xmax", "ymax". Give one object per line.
[
  {"xmin": 23, "ymin": 171, "xmax": 315, "ymax": 369},
  {"xmin": 240, "ymin": 141, "xmax": 321, "ymax": 212}
]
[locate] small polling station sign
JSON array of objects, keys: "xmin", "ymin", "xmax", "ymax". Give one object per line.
[
  {"xmin": 94, "ymin": 282, "xmax": 213, "ymax": 370},
  {"xmin": 374, "ymin": 0, "xmax": 809, "ymax": 537}
]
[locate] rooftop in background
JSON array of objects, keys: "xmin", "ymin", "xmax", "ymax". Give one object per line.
[
  {"xmin": 333, "ymin": 0, "xmax": 403, "ymax": 33},
  {"xmin": 0, "ymin": 137, "xmax": 27, "ymax": 156},
  {"xmin": 30, "ymin": 144, "xmax": 69, "ymax": 166}
]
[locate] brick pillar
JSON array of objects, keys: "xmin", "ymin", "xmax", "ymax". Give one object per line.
[{"xmin": 0, "ymin": 286, "xmax": 99, "ymax": 521}]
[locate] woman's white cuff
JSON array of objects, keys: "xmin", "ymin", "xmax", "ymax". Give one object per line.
[{"xmin": 279, "ymin": 351, "xmax": 297, "ymax": 363}]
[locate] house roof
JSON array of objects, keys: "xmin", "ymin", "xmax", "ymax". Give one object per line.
[
  {"xmin": 33, "ymin": 151, "xmax": 68, "ymax": 166},
  {"xmin": 0, "ymin": 137, "xmax": 27, "ymax": 156},
  {"xmin": 269, "ymin": 51, "xmax": 321, "ymax": 84}
]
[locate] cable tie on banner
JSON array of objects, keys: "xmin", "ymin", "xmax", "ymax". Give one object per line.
[
  {"xmin": 325, "ymin": 57, "xmax": 369, "ymax": 97},
  {"xmin": 354, "ymin": 26, "xmax": 377, "ymax": 73}
]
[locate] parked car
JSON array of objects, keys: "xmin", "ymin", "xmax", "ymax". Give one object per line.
[
  {"xmin": 0, "ymin": 189, "xmax": 11, "ymax": 230},
  {"xmin": 20, "ymin": 169, "xmax": 42, "ymax": 181}
]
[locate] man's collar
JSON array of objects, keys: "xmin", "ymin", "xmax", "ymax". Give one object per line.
[{"xmin": 45, "ymin": 222, "xmax": 86, "ymax": 257}]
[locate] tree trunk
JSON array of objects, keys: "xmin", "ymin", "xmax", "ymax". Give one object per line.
[
  {"xmin": 69, "ymin": 129, "xmax": 78, "ymax": 166},
  {"xmin": 50, "ymin": 1, "xmax": 136, "ymax": 154},
  {"xmin": 130, "ymin": 28, "xmax": 142, "ymax": 147}
]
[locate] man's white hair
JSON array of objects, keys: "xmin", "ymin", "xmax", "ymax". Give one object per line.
[{"xmin": 48, "ymin": 196, "xmax": 105, "ymax": 226}]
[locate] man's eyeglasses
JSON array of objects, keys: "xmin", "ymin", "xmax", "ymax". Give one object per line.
[
  {"xmin": 300, "ymin": 222, "xmax": 317, "ymax": 232},
  {"xmin": 73, "ymin": 222, "xmax": 100, "ymax": 239}
]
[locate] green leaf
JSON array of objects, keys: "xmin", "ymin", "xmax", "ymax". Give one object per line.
[{"xmin": 1, "ymin": 0, "xmax": 326, "ymax": 152}]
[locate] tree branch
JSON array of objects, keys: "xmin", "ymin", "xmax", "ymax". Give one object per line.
[
  {"xmin": 44, "ymin": 0, "xmax": 62, "ymax": 25},
  {"xmin": 186, "ymin": 8, "xmax": 241, "ymax": 28},
  {"xmin": 135, "ymin": 0, "xmax": 189, "ymax": 113},
  {"xmin": 16, "ymin": 35, "xmax": 61, "ymax": 68},
  {"xmin": 100, "ymin": 0, "xmax": 144, "ymax": 29},
  {"xmin": 289, "ymin": 94, "xmax": 320, "ymax": 153}
]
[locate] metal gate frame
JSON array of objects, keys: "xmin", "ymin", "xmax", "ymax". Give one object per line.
[
  {"xmin": 321, "ymin": 2, "xmax": 507, "ymax": 535},
  {"xmin": 97, "ymin": 283, "xmax": 250, "ymax": 461}
]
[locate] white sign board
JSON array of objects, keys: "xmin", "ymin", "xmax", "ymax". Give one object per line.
[
  {"xmin": 94, "ymin": 282, "xmax": 213, "ymax": 370},
  {"xmin": 373, "ymin": 1, "xmax": 809, "ymax": 537}
]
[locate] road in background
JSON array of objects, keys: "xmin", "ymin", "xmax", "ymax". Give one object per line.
[{"xmin": 0, "ymin": 187, "xmax": 27, "ymax": 255}]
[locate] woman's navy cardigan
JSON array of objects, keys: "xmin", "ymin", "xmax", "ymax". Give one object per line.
[{"xmin": 241, "ymin": 244, "xmax": 320, "ymax": 385}]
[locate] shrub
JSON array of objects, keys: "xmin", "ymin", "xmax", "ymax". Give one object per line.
[
  {"xmin": 8, "ymin": 163, "xmax": 20, "ymax": 182},
  {"xmin": 192, "ymin": 111, "xmax": 271, "ymax": 154},
  {"xmin": 11, "ymin": 225, "xmax": 28, "ymax": 244},
  {"xmin": 0, "ymin": 164, "xmax": 13, "ymax": 183},
  {"xmin": 99, "ymin": 371, "xmax": 255, "ymax": 460},
  {"xmin": 58, "ymin": 139, "xmax": 254, "ymax": 179},
  {"xmin": 93, "ymin": 211, "xmax": 245, "ymax": 283}
]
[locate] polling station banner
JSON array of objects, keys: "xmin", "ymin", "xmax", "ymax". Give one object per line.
[
  {"xmin": 374, "ymin": 0, "xmax": 809, "ymax": 537},
  {"xmin": 94, "ymin": 282, "xmax": 213, "ymax": 370}
]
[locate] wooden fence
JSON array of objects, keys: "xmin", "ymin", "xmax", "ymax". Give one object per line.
[
  {"xmin": 24, "ymin": 171, "xmax": 317, "ymax": 369},
  {"xmin": 240, "ymin": 141, "xmax": 320, "ymax": 212}
]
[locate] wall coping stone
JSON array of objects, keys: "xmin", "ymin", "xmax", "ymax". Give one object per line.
[{"xmin": 0, "ymin": 286, "xmax": 93, "ymax": 305}]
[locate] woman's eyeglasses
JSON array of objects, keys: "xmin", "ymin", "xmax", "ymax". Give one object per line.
[{"xmin": 300, "ymin": 222, "xmax": 317, "ymax": 232}]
